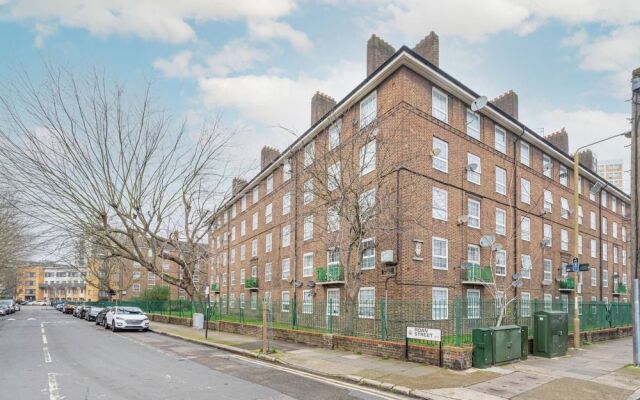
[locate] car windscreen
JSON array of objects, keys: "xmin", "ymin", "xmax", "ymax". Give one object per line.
[
  {"xmin": 0, "ymin": 300, "xmax": 13, "ymax": 306},
  {"xmin": 115, "ymin": 307, "xmax": 143, "ymax": 314}
]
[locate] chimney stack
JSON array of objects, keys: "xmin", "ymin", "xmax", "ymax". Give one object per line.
[
  {"xmin": 311, "ymin": 91, "xmax": 336, "ymax": 126},
  {"xmin": 367, "ymin": 34, "xmax": 396, "ymax": 76},
  {"xmin": 545, "ymin": 128, "xmax": 569, "ymax": 154},
  {"xmin": 413, "ymin": 31, "xmax": 439, "ymax": 67},
  {"xmin": 578, "ymin": 149, "xmax": 598, "ymax": 171},
  {"xmin": 232, "ymin": 177, "xmax": 247, "ymax": 196},
  {"xmin": 261, "ymin": 146, "xmax": 280, "ymax": 170},
  {"xmin": 492, "ymin": 90, "xmax": 519, "ymax": 120}
]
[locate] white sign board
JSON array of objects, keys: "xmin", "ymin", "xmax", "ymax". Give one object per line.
[{"xmin": 406, "ymin": 327, "xmax": 441, "ymax": 342}]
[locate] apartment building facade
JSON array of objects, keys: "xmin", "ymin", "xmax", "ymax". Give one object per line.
[
  {"xmin": 208, "ymin": 32, "xmax": 631, "ymax": 318},
  {"xmin": 598, "ymin": 159, "xmax": 625, "ymax": 191},
  {"xmin": 15, "ymin": 264, "xmax": 44, "ymax": 301}
]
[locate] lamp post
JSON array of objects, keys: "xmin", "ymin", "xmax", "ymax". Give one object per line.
[
  {"xmin": 573, "ymin": 131, "xmax": 631, "ymax": 349},
  {"xmin": 631, "ymin": 67, "xmax": 640, "ymax": 367}
]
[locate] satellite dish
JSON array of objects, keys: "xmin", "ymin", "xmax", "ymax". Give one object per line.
[
  {"xmin": 479, "ymin": 235, "xmax": 496, "ymax": 248},
  {"xmin": 430, "ymin": 147, "xmax": 441, "ymax": 157},
  {"xmin": 512, "ymin": 273, "xmax": 522, "ymax": 280},
  {"xmin": 470, "ymin": 96, "xmax": 488, "ymax": 112},
  {"xmin": 307, "ymin": 281, "xmax": 316, "ymax": 288},
  {"xmin": 511, "ymin": 280, "xmax": 523, "ymax": 288},
  {"xmin": 294, "ymin": 280, "xmax": 303, "ymax": 288},
  {"xmin": 466, "ymin": 163, "xmax": 479, "ymax": 172}
]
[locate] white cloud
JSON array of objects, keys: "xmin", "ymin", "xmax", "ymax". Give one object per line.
[
  {"xmin": 247, "ymin": 19, "xmax": 312, "ymax": 53},
  {"xmin": 153, "ymin": 50, "xmax": 199, "ymax": 79}
]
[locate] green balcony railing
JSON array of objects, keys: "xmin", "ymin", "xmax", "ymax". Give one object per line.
[
  {"xmin": 316, "ymin": 265, "xmax": 344, "ymax": 283},
  {"xmin": 463, "ymin": 265, "xmax": 493, "ymax": 283},
  {"xmin": 614, "ymin": 283, "xmax": 627, "ymax": 294},
  {"xmin": 245, "ymin": 278, "xmax": 259, "ymax": 289},
  {"xmin": 211, "ymin": 283, "xmax": 219, "ymax": 292},
  {"xmin": 559, "ymin": 277, "xmax": 575, "ymax": 290}
]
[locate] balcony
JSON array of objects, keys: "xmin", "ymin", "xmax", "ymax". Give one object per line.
[
  {"xmin": 210, "ymin": 283, "xmax": 220, "ymax": 293},
  {"xmin": 613, "ymin": 283, "xmax": 627, "ymax": 295},
  {"xmin": 245, "ymin": 278, "xmax": 259, "ymax": 290},
  {"xmin": 559, "ymin": 277, "xmax": 575, "ymax": 292},
  {"xmin": 461, "ymin": 265, "xmax": 494, "ymax": 285},
  {"xmin": 316, "ymin": 265, "xmax": 344, "ymax": 285}
]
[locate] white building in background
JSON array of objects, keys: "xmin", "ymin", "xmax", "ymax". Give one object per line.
[
  {"xmin": 41, "ymin": 263, "xmax": 87, "ymax": 301},
  {"xmin": 598, "ymin": 159, "xmax": 625, "ymax": 192}
]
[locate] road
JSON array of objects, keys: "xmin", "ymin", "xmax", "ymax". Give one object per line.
[{"xmin": 0, "ymin": 306, "xmax": 406, "ymax": 400}]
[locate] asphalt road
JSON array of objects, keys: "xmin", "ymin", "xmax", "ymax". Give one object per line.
[{"xmin": 0, "ymin": 306, "xmax": 407, "ymax": 400}]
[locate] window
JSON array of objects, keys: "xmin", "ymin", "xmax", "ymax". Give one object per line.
[
  {"xmin": 601, "ymin": 190, "xmax": 608, "ymax": 208},
  {"xmin": 432, "ymin": 137, "xmax": 448, "ymax": 172},
  {"xmin": 467, "ymin": 289, "xmax": 480, "ymax": 319},
  {"xmin": 241, "ymin": 195, "xmax": 247, "ymax": 211},
  {"xmin": 240, "ymin": 244, "xmax": 246, "ymax": 261},
  {"xmin": 133, "ymin": 271, "xmax": 141, "ymax": 279},
  {"xmin": 544, "ymin": 294, "xmax": 552, "ymax": 311},
  {"xmin": 496, "ymin": 208, "xmax": 506, "ymax": 235},
  {"xmin": 521, "ymin": 292, "xmax": 531, "ymax": 317},
  {"xmin": 622, "ymin": 203, "xmax": 627, "ymax": 217},
  {"xmin": 230, "ymin": 271, "xmax": 236, "ymax": 285},
  {"xmin": 265, "ymin": 203, "xmax": 273, "ymax": 224},
  {"xmin": 520, "ymin": 142, "xmax": 530, "ymax": 166},
  {"xmin": 304, "ymin": 141, "xmax": 315, "ymax": 167},
  {"xmin": 623, "ymin": 226, "xmax": 627, "ymax": 242},
  {"xmin": 432, "ymin": 187, "xmax": 448, "ymax": 220},
  {"xmin": 432, "ymin": 87, "xmax": 448, "ymax": 122},
  {"xmin": 265, "ymin": 232, "xmax": 272, "ymax": 253},
  {"xmin": 543, "ymin": 259, "xmax": 552, "ymax": 282},
  {"xmin": 432, "ymin": 237, "xmax": 448, "ymax": 270},
  {"xmin": 281, "ymin": 291, "xmax": 290, "ymax": 312},
  {"xmin": 229, "ymin": 294, "xmax": 235, "ymax": 308},
  {"xmin": 466, "ymin": 109, "xmax": 480, "ymax": 139},
  {"xmin": 578, "ymin": 176, "xmax": 583, "ymax": 194},
  {"xmin": 281, "ymin": 258, "xmax": 290, "ymax": 280},
  {"xmin": 132, "ymin": 284, "xmax": 141, "ymax": 293},
  {"xmin": 302, "ymin": 290, "xmax": 313, "ymax": 314},
  {"xmin": 542, "ymin": 154, "xmax": 552, "ymax": 178},
  {"xmin": 328, "ymin": 120, "xmax": 341, "ymax": 151},
  {"xmin": 589, "ymin": 184, "xmax": 596, "ymax": 201},
  {"xmin": 521, "ymin": 178, "xmax": 531, "ymax": 204},
  {"xmin": 252, "ymin": 212, "xmax": 258, "ymax": 230},
  {"xmin": 467, "ymin": 198, "xmax": 480, "ymax": 229},
  {"xmin": 578, "ymin": 235, "xmax": 583, "ymax": 255},
  {"xmin": 252, "ymin": 186, "xmax": 259, "ymax": 203},
  {"xmin": 602, "ymin": 217, "xmax": 608, "ymax": 235},
  {"xmin": 623, "ymin": 273, "xmax": 628, "ymax": 285},
  {"xmin": 231, "ymin": 204, "xmax": 237, "ymax": 219},
  {"xmin": 327, "ymin": 206, "xmax": 340, "ymax": 232},
  {"xmin": 612, "ymin": 196, "xmax": 617, "ymax": 212},
  {"xmin": 467, "ymin": 153, "xmax": 481, "ymax": 184},
  {"xmin": 240, "ymin": 268, "xmax": 245, "ymax": 285},
  {"xmin": 543, "ymin": 224, "xmax": 552, "ymax": 246},
  {"xmin": 495, "ymin": 250, "xmax": 507, "ymax": 276},
  {"xmin": 358, "ymin": 288, "xmax": 375, "ymax": 319},
  {"xmin": 578, "ymin": 206, "xmax": 583, "ymax": 225},
  {"xmin": 613, "ymin": 222, "xmax": 618, "ymax": 239},
  {"xmin": 327, "ymin": 288, "xmax": 340, "ymax": 316},
  {"xmin": 283, "ymin": 192, "xmax": 291, "ymax": 215},
  {"xmin": 360, "ymin": 140, "xmax": 376, "ymax": 176},
  {"xmin": 521, "ymin": 216, "xmax": 530, "ymax": 241},
  {"xmin": 303, "ymin": 215, "xmax": 314, "ymax": 241},
  {"xmin": 266, "ymin": 174, "xmax": 274, "ymax": 194},
  {"xmin": 240, "ymin": 220, "xmax": 246, "ymax": 236},
  {"xmin": 304, "ymin": 180, "xmax": 314, "ymax": 204},
  {"xmin": 359, "ymin": 188, "xmax": 376, "ymax": 220},
  {"xmin": 623, "ymin": 250, "xmax": 627, "ymax": 265},
  {"xmin": 561, "ymin": 295, "xmax": 569, "ymax": 313},
  {"xmin": 603, "ymin": 243, "xmax": 608, "ymax": 261},
  {"xmin": 231, "ymin": 226, "xmax": 236, "ymax": 241},
  {"xmin": 521, "ymin": 255, "xmax": 532, "ymax": 279},
  {"xmin": 251, "ymin": 292, "xmax": 258, "ymax": 311},
  {"xmin": 282, "ymin": 225, "xmax": 291, "ymax": 247},
  {"xmin": 148, "ymin": 272, "xmax": 156, "ymax": 282},
  {"xmin": 361, "ymin": 238, "xmax": 376, "ymax": 270},
  {"xmin": 614, "ymin": 246, "xmax": 618, "ymax": 264},
  {"xmin": 283, "ymin": 159, "xmax": 292, "ymax": 181},
  {"xmin": 467, "ymin": 244, "xmax": 480, "ymax": 267},
  {"xmin": 591, "ymin": 268, "xmax": 597, "ymax": 287},
  {"xmin": 560, "ymin": 165, "xmax": 568, "ymax": 186},
  {"xmin": 494, "ymin": 126, "xmax": 506, "ymax": 153},
  {"xmin": 543, "ymin": 190, "xmax": 553, "ymax": 213},
  {"xmin": 603, "ymin": 269, "xmax": 609, "ymax": 288},
  {"xmin": 560, "ymin": 198, "xmax": 570, "ymax": 219},
  {"xmin": 265, "ymin": 262, "xmax": 272, "ymax": 282},
  {"xmin": 303, "ymin": 252, "xmax": 314, "ymax": 277},
  {"xmin": 327, "ymin": 248, "xmax": 340, "ymax": 267},
  {"xmin": 561, "ymin": 229, "xmax": 569, "ymax": 251},
  {"xmin": 230, "ymin": 249, "xmax": 236, "ymax": 264},
  {"xmin": 590, "ymin": 211, "xmax": 597, "ymax": 230},
  {"xmin": 360, "ymin": 91, "xmax": 377, "ymax": 128},
  {"xmin": 590, "ymin": 239, "xmax": 597, "ymax": 258},
  {"xmin": 432, "ymin": 288, "xmax": 449, "ymax": 320},
  {"xmin": 327, "ymin": 162, "xmax": 341, "ymax": 191},
  {"xmin": 495, "ymin": 167, "xmax": 507, "ymax": 195},
  {"xmin": 251, "ymin": 239, "xmax": 258, "ymax": 257}
]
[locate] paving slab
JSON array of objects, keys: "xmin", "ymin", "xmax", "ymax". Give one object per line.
[
  {"xmin": 418, "ymin": 387, "xmax": 505, "ymax": 400},
  {"xmin": 469, "ymin": 371, "xmax": 555, "ymax": 398},
  {"xmin": 513, "ymin": 377, "xmax": 631, "ymax": 400}
]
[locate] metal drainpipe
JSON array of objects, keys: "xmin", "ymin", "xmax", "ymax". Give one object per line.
[
  {"xmin": 292, "ymin": 155, "xmax": 299, "ymax": 308},
  {"xmin": 599, "ymin": 193, "xmax": 604, "ymax": 301},
  {"xmin": 512, "ymin": 125, "xmax": 526, "ymax": 299}
]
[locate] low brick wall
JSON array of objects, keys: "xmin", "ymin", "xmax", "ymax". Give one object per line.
[
  {"xmin": 149, "ymin": 314, "xmax": 192, "ymax": 327},
  {"xmin": 572, "ymin": 326, "xmax": 632, "ymax": 344}
]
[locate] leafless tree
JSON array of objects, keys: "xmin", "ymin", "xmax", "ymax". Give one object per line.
[{"xmin": 0, "ymin": 67, "xmax": 233, "ymax": 302}]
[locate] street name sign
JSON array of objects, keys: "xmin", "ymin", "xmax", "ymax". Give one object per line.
[{"xmin": 406, "ymin": 327, "xmax": 441, "ymax": 342}]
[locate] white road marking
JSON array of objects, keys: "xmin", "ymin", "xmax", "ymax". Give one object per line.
[
  {"xmin": 42, "ymin": 334, "xmax": 48, "ymax": 345},
  {"xmin": 27, "ymin": 317, "xmax": 36, "ymax": 320},
  {"xmin": 43, "ymin": 347, "xmax": 52, "ymax": 363},
  {"xmin": 47, "ymin": 373, "xmax": 61, "ymax": 400},
  {"xmin": 7, "ymin": 318, "xmax": 15, "ymax": 321}
]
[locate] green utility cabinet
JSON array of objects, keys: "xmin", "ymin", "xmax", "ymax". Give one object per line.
[
  {"xmin": 520, "ymin": 325, "xmax": 529, "ymax": 360},
  {"xmin": 493, "ymin": 325, "xmax": 522, "ymax": 364},
  {"xmin": 533, "ymin": 310, "xmax": 568, "ymax": 358},
  {"xmin": 472, "ymin": 328, "xmax": 494, "ymax": 368}
]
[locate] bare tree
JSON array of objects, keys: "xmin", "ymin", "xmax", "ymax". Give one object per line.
[{"xmin": 0, "ymin": 67, "xmax": 233, "ymax": 302}]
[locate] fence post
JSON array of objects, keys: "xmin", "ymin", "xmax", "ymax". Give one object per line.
[
  {"xmin": 329, "ymin": 299, "xmax": 333, "ymax": 334},
  {"xmin": 380, "ymin": 298, "xmax": 386, "ymax": 340},
  {"xmin": 454, "ymin": 297, "xmax": 462, "ymax": 346}
]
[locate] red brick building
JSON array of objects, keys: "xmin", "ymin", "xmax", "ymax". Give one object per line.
[{"xmin": 208, "ymin": 32, "xmax": 631, "ymax": 318}]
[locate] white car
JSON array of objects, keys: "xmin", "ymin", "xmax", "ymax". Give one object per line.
[{"xmin": 104, "ymin": 307, "xmax": 150, "ymax": 332}]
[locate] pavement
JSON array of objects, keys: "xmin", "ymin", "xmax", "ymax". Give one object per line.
[
  {"xmin": 0, "ymin": 306, "xmax": 409, "ymax": 399},
  {"xmin": 149, "ymin": 319, "xmax": 640, "ymax": 400}
]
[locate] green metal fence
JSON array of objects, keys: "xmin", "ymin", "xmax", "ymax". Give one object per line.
[{"xmin": 88, "ymin": 298, "xmax": 632, "ymax": 346}]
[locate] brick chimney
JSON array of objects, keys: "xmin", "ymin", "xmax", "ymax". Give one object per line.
[
  {"xmin": 545, "ymin": 128, "xmax": 569, "ymax": 154},
  {"xmin": 578, "ymin": 149, "xmax": 598, "ymax": 171},
  {"xmin": 232, "ymin": 177, "xmax": 247, "ymax": 196},
  {"xmin": 413, "ymin": 31, "xmax": 439, "ymax": 67},
  {"xmin": 492, "ymin": 90, "xmax": 519, "ymax": 120},
  {"xmin": 311, "ymin": 91, "xmax": 336, "ymax": 126},
  {"xmin": 367, "ymin": 34, "xmax": 396, "ymax": 76},
  {"xmin": 261, "ymin": 146, "xmax": 280, "ymax": 170}
]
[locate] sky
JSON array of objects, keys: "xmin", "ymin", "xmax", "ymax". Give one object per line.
[{"xmin": 0, "ymin": 0, "xmax": 638, "ymax": 192}]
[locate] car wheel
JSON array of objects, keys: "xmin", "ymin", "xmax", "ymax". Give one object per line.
[
  {"xmin": 111, "ymin": 322, "xmax": 117, "ymax": 332},
  {"xmin": 103, "ymin": 319, "xmax": 108, "ymax": 329},
  {"xmin": 143, "ymin": 328, "xmax": 149, "ymax": 332}
]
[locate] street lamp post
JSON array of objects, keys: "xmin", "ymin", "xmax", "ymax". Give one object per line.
[{"xmin": 573, "ymin": 131, "xmax": 631, "ymax": 349}]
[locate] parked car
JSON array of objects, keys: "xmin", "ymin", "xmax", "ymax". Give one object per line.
[
  {"xmin": 104, "ymin": 307, "xmax": 150, "ymax": 332},
  {"xmin": 55, "ymin": 303, "xmax": 64, "ymax": 311},
  {"xmin": 63, "ymin": 302, "xmax": 76, "ymax": 314},
  {"xmin": 0, "ymin": 304, "xmax": 11, "ymax": 316},
  {"xmin": 0, "ymin": 299, "xmax": 16, "ymax": 314},
  {"xmin": 73, "ymin": 305, "xmax": 86, "ymax": 318},
  {"xmin": 85, "ymin": 306, "xmax": 103, "ymax": 322},
  {"xmin": 95, "ymin": 307, "xmax": 111, "ymax": 326}
]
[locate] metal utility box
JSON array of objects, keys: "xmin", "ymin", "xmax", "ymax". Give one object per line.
[
  {"xmin": 533, "ymin": 311, "xmax": 568, "ymax": 358},
  {"xmin": 472, "ymin": 328, "xmax": 494, "ymax": 368},
  {"xmin": 492, "ymin": 325, "xmax": 522, "ymax": 364},
  {"xmin": 520, "ymin": 325, "xmax": 529, "ymax": 360}
]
